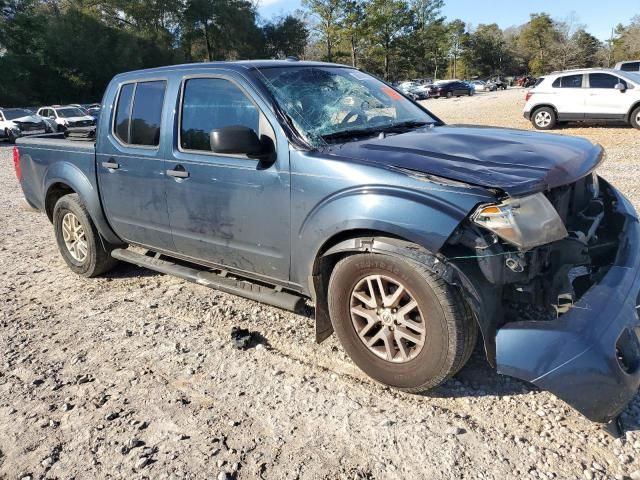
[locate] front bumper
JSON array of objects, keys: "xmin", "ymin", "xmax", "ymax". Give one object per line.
[{"xmin": 496, "ymin": 185, "xmax": 640, "ymax": 422}]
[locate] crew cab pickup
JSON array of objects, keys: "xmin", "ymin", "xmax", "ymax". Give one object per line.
[{"xmin": 14, "ymin": 60, "xmax": 640, "ymax": 426}]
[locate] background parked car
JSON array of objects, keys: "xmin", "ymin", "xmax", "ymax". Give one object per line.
[
  {"xmin": 470, "ymin": 80, "xmax": 494, "ymax": 92},
  {"xmin": 398, "ymin": 81, "xmax": 430, "ymax": 100},
  {"xmin": 487, "ymin": 77, "xmax": 508, "ymax": 90},
  {"xmin": 523, "ymin": 68, "xmax": 640, "ymax": 130},
  {"xmin": 37, "ymin": 105, "xmax": 96, "ymax": 136},
  {"xmin": 429, "ymin": 80, "xmax": 473, "ymax": 98},
  {"xmin": 614, "ymin": 60, "xmax": 640, "ymax": 72},
  {"xmin": 0, "ymin": 107, "xmax": 53, "ymax": 143}
]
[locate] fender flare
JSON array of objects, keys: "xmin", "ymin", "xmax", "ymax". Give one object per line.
[
  {"xmin": 312, "ymin": 235, "xmax": 500, "ymax": 365},
  {"xmin": 43, "ymin": 161, "xmax": 123, "ymax": 245}
]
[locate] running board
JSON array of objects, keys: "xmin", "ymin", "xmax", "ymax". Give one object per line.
[{"xmin": 111, "ymin": 248, "xmax": 306, "ymax": 313}]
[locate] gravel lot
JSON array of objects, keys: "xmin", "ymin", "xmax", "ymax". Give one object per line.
[{"xmin": 1, "ymin": 88, "xmax": 640, "ymax": 480}]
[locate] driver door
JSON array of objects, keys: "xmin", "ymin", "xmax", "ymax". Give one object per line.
[{"xmin": 164, "ymin": 74, "xmax": 291, "ymax": 282}]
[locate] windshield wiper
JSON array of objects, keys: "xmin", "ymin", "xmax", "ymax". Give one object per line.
[
  {"xmin": 381, "ymin": 120, "xmax": 430, "ymax": 132},
  {"xmin": 321, "ymin": 126, "xmax": 384, "ymax": 142}
]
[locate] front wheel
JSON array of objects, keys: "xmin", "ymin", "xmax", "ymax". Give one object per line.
[
  {"xmin": 328, "ymin": 253, "xmax": 476, "ymax": 392},
  {"xmin": 53, "ymin": 194, "xmax": 119, "ymax": 277}
]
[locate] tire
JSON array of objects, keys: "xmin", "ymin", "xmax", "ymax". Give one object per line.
[
  {"xmin": 531, "ymin": 106, "xmax": 557, "ymax": 130},
  {"xmin": 328, "ymin": 253, "xmax": 477, "ymax": 392},
  {"xmin": 468, "ymin": 89, "xmax": 473, "ymax": 96},
  {"xmin": 446, "ymin": 91, "xmax": 453, "ymax": 98},
  {"xmin": 53, "ymin": 194, "xmax": 119, "ymax": 277},
  {"xmin": 7, "ymin": 130, "xmax": 16, "ymax": 144},
  {"xmin": 630, "ymin": 106, "xmax": 640, "ymax": 130}
]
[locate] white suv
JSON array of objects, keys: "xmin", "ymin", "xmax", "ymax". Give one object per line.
[{"xmin": 523, "ymin": 68, "xmax": 640, "ymax": 130}]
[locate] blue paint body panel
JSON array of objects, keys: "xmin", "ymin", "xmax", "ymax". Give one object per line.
[{"xmin": 14, "ymin": 60, "xmax": 640, "ymax": 422}]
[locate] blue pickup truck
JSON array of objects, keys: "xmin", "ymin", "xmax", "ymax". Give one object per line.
[{"xmin": 13, "ymin": 60, "xmax": 640, "ymax": 426}]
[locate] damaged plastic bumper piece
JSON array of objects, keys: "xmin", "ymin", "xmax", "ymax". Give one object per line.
[{"xmin": 496, "ymin": 187, "xmax": 640, "ymax": 422}]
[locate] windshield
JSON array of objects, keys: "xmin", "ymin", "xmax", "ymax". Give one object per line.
[
  {"xmin": 623, "ymin": 72, "xmax": 640, "ymax": 85},
  {"xmin": 255, "ymin": 66, "xmax": 437, "ymax": 146},
  {"xmin": 3, "ymin": 109, "xmax": 33, "ymax": 120},
  {"xmin": 57, "ymin": 107, "xmax": 86, "ymax": 118}
]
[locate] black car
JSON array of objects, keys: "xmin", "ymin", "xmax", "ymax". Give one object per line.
[{"xmin": 428, "ymin": 80, "xmax": 473, "ymax": 98}]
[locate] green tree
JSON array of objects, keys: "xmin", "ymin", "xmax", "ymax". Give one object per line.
[
  {"xmin": 302, "ymin": 0, "xmax": 343, "ymax": 62},
  {"xmin": 263, "ymin": 15, "xmax": 308, "ymax": 59},
  {"xmin": 519, "ymin": 13, "xmax": 558, "ymax": 75},
  {"xmin": 364, "ymin": 0, "xmax": 413, "ymax": 80},
  {"xmin": 341, "ymin": 0, "xmax": 365, "ymax": 67}
]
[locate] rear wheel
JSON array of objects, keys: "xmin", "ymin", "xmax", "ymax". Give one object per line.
[
  {"xmin": 446, "ymin": 91, "xmax": 453, "ymax": 99},
  {"xmin": 531, "ymin": 107, "xmax": 557, "ymax": 130},
  {"xmin": 630, "ymin": 106, "xmax": 640, "ymax": 129},
  {"xmin": 7, "ymin": 130, "xmax": 16, "ymax": 144},
  {"xmin": 53, "ymin": 194, "xmax": 119, "ymax": 277},
  {"xmin": 328, "ymin": 253, "xmax": 476, "ymax": 392}
]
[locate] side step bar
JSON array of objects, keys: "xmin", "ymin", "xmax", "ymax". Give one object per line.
[{"xmin": 111, "ymin": 248, "xmax": 306, "ymax": 313}]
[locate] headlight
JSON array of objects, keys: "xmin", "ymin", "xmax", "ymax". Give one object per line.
[{"xmin": 471, "ymin": 192, "xmax": 568, "ymax": 250}]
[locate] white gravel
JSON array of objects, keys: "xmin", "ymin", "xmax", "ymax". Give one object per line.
[{"xmin": 1, "ymin": 91, "xmax": 640, "ymax": 479}]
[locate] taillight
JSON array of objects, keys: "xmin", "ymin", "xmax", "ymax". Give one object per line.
[
  {"xmin": 525, "ymin": 91, "xmax": 534, "ymax": 102},
  {"xmin": 12, "ymin": 146, "xmax": 22, "ymax": 182}
]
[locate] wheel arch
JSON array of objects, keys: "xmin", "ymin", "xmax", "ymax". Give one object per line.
[
  {"xmin": 626, "ymin": 101, "xmax": 640, "ymax": 123},
  {"xmin": 530, "ymin": 103, "xmax": 558, "ymax": 118},
  {"xmin": 43, "ymin": 163, "xmax": 123, "ymax": 245}
]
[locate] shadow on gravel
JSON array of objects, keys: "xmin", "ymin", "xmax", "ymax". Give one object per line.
[
  {"xmin": 104, "ymin": 262, "xmax": 163, "ymax": 280},
  {"xmin": 424, "ymin": 342, "xmax": 535, "ymax": 400}
]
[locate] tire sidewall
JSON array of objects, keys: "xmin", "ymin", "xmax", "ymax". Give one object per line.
[
  {"xmin": 631, "ymin": 107, "xmax": 640, "ymax": 129},
  {"xmin": 328, "ymin": 254, "xmax": 451, "ymax": 389},
  {"xmin": 53, "ymin": 196, "xmax": 100, "ymax": 276}
]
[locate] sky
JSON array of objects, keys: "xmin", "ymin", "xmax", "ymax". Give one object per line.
[{"xmin": 257, "ymin": 0, "xmax": 636, "ymax": 42}]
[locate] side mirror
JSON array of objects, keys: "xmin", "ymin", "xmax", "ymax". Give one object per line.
[
  {"xmin": 615, "ymin": 83, "xmax": 626, "ymax": 92},
  {"xmin": 210, "ymin": 125, "xmax": 272, "ymax": 158}
]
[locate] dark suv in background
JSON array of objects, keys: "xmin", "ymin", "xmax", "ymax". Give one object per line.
[{"xmin": 429, "ymin": 80, "xmax": 473, "ymax": 98}]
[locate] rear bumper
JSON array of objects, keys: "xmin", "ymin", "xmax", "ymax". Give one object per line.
[
  {"xmin": 496, "ymin": 185, "xmax": 640, "ymax": 422},
  {"xmin": 522, "ymin": 110, "xmax": 531, "ymax": 121}
]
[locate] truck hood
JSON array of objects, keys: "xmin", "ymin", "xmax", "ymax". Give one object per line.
[{"xmin": 331, "ymin": 125, "xmax": 604, "ymax": 196}]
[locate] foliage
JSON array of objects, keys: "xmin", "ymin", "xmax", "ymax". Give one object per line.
[{"xmin": 1, "ymin": 0, "xmax": 639, "ymax": 107}]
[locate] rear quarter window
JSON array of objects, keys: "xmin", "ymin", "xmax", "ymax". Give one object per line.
[
  {"xmin": 621, "ymin": 62, "xmax": 640, "ymax": 72},
  {"xmin": 552, "ymin": 74, "xmax": 583, "ymax": 88}
]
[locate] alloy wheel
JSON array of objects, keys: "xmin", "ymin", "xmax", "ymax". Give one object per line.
[
  {"xmin": 349, "ymin": 274, "xmax": 426, "ymax": 363},
  {"xmin": 61, "ymin": 212, "xmax": 88, "ymax": 262},
  {"xmin": 535, "ymin": 110, "xmax": 552, "ymax": 127}
]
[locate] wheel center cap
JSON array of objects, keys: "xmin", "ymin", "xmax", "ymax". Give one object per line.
[{"xmin": 379, "ymin": 309, "xmax": 395, "ymax": 326}]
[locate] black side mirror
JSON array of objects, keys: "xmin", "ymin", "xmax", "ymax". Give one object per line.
[{"xmin": 210, "ymin": 125, "xmax": 272, "ymax": 158}]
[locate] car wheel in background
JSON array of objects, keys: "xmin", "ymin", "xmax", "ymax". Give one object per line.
[
  {"xmin": 531, "ymin": 107, "xmax": 557, "ymax": 130},
  {"xmin": 630, "ymin": 106, "xmax": 640, "ymax": 130},
  {"xmin": 53, "ymin": 194, "xmax": 119, "ymax": 277},
  {"xmin": 327, "ymin": 253, "xmax": 477, "ymax": 392},
  {"xmin": 446, "ymin": 91, "xmax": 453, "ymax": 98},
  {"xmin": 468, "ymin": 89, "xmax": 473, "ymax": 96},
  {"xmin": 7, "ymin": 130, "xmax": 17, "ymax": 144}
]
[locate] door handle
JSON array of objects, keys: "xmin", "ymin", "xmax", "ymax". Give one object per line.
[
  {"xmin": 166, "ymin": 166, "xmax": 189, "ymax": 178},
  {"xmin": 102, "ymin": 159, "xmax": 119, "ymax": 169}
]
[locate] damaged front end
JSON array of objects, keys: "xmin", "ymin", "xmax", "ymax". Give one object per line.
[{"xmin": 445, "ymin": 173, "xmax": 640, "ymax": 422}]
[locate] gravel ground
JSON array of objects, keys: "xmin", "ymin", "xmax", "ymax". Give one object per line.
[{"xmin": 1, "ymin": 89, "xmax": 640, "ymax": 480}]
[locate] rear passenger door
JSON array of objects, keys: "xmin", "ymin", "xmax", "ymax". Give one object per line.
[
  {"xmin": 164, "ymin": 74, "xmax": 291, "ymax": 282},
  {"xmin": 97, "ymin": 79, "xmax": 175, "ymax": 251},
  {"xmin": 585, "ymin": 73, "xmax": 631, "ymax": 119},
  {"xmin": 551, "ymin": 74, "xmax": 587, "ymax": 120}
]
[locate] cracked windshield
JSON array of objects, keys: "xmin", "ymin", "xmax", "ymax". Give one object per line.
[{"xmin": 256, "ymin": 66, "xmax": 436, "ymax": 146}]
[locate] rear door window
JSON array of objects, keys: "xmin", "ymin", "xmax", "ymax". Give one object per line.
[
  {"xmin": 180, "ymin": 78, "xmax": 260, "ymax": 152},
  {"xmin": 589, "ymin": 73, "xmax": 626, "ymax": 89},
  {"xmin": 620, "ymin": 62, "xmax": 640, "ymax": 72},
  {"xmin": 130, "ymin": 81, "xmax": 166, "ymax": 146},
  {"xmin": 552, "ymin": 74, "xmax": 583, "ymax": 88},
  {"xmin": 114, "ymin": 81, "xmax": 166, "ymax": 147}
]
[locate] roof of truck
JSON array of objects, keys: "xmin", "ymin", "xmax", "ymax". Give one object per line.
[{"xmin": 114, "ymin": 59, "xmax": 352, "ymax": 79}]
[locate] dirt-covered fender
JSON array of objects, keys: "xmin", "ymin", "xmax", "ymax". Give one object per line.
[{"xmin": 42, "ymin": 161, "xmax": 122, "ymax": 245}]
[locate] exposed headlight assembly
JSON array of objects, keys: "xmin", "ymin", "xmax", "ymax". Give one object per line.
[{"xmin": 471, "ymin": 192, "xmax": 568, "ymax": 250}]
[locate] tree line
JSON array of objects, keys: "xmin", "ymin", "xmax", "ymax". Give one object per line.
[{"xmin": 1, "ymin": 0, "xmax": 639, "ymax": 106}]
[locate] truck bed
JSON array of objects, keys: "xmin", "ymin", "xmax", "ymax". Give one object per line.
[{"xmin": 16, "ymin": 134, "xmax": 97, "ymax": 214}]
